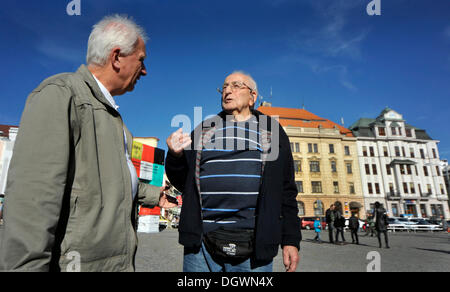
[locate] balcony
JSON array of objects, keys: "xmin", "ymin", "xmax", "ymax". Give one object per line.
[{"xmin": 386, "ymin": 192, "xmax": 401, "ymax": 200}]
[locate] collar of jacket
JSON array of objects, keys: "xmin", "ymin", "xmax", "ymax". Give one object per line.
[{"xmin": 75, "ymin": 65, "xmax": 120, "ymax": 113}]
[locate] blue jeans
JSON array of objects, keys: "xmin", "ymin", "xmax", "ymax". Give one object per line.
[{"xmin": 183, "ymin": 242, "xmax": 273, "ymax": 272}]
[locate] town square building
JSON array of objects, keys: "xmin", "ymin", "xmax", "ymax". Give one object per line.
[
  {"xmin": 349, "ymin": 108, "xmax": 449, "ymax": 219},
  {"xmin": 258, "ymin": 105, "xmax": 366, "ymax": 219}
]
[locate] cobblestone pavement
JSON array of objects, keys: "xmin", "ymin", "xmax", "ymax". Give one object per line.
[
  {"xmin": 135, "ymin": 228, "xmax": 450, "ymax": 272},
  {"xmin": 0, "ymin": 225, "xmax": 448, "ymax": 272}
]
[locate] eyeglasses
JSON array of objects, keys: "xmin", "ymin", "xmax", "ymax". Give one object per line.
[{"xmin": 217, "ymin": 81, "xmax": 254, "ymax": 94}]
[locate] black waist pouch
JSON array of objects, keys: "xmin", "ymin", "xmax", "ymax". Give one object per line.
[{"xmin": 203, "ymin": 227, "xmax": 255, "ymax": 260}]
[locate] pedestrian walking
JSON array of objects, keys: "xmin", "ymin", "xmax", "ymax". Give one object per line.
[
  {"xmin": 441, "ymin": 216, "xmax": 448, "ymax": 233},
  {"xmin": 325, "ymin": 204, "xmax": 335, "ymax": 244},
  {"xmin": 374, "ymin": 202, "xmax": 390, "ymax": 248},
  {"xmin": 349, "ymin": 213, "xmax": 359, "ymax": 245},
  {"xmin": 313, "ymin": 218, "xmax": 322, "ymax": 243}
]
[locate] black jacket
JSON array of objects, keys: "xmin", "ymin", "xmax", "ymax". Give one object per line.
[
  {"xmin": 165, "ymin": 110, "xmax": 301, "ymax": 261},
  {"xmin": 349, "ymin": 216, "xmax": 359, "ymax": 230},
  {"xmin": 375, "ymin": 207, "xmax": 389, "ymax": 231}
]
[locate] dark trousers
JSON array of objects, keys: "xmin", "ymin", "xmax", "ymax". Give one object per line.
[
  {"xmin": 351, "ymin": 229, "xmax": 359, "ymax": 244},
  {"xmin": 328, "ymin": 227, "xmax": 334, "ymax": 243},
  {"xmin": 377, "ymin": 230, "xmax": 389, "ymax": 248},
  {"xmin": 335, "ymin": 227, "xmax": 345, "ymax": 242}
]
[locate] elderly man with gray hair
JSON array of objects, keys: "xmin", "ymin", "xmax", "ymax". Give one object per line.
[
  {"xmin": 0, "ymin": 15, "xmax": 176, "ymax": 272},
  {"xmin": 166, "ymin": 71, "xmax": 301, "ymax": 272}
]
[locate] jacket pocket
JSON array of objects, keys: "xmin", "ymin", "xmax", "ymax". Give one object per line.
[{"xmin": 60, "ymin": 193, "xmax": 82, "ymax": 255}]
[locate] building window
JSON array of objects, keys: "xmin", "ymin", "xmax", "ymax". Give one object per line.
[
  {"xmin": 297, "ymin": 201, "xmax": 305, "ymax": 216},
  {"xmin": 375, "ymin": 183, "xmax": 380, "ymax": 194},
  {"xmin": 432, "ymin": 149, "xmax": 437, "ymax": 159},
  {"xmin": 290, "ymin": 143, "xmax": 294, "ymax": 152},
  {"xmin": 391, "ymin": 127, "xmax": 397, "ymax": 135},
  {"xmin": 402, "ymin": 147, "xmax": 406, "ymax": 157},
  {"xmin": 372, "ymin": 164, "xmax": 377, "ymax": 175},
  {"xmin": 407, "ymin": 165, "xmax": 412, "ymax": 175},
  {"xmin": 410, "ymin": 183, "xmax": 415, "ymax": 194},
  {"xmin": 378, "ymin": 127, "xmax": 386, "ymax": 136},
  {"xmin": 427, "ymin": 184, "xmax": 432, "ymax": 195},
  {"xmin": 333, "ymin": 181, "xmax": 339, "ymax": 194},
  {"xmin": 295, "ymin": 181, "xmax": 303, "ymax": 193},
  {"xmin": 383, "ymin": 146, "xmax": 388, "ymax": 157},
  {"xmin": 344, "ymin": 146, "xmax": 350, "ymax": 156},
  {"xmin": 420, "ymin": 149, "xmax": 425, "ymax": 159},
  {"xmin": 308, "ymin": 143, "xmax": 318, "ymax": 153},
  {"xmin": 365, "ymin": 164, "xmax": 371, "ymax": 175},
  {"xmin": 329, "ymin": 144, "xmax": 335, "ymax": 154},
  {"xmin": 313, "ymin": 200, "xmax": 324, "ymax": 216},
  {"xmin": 368, "ymin": 183, "xmax": 373, "ymax": 194},
  {"xmin": 403, "ymin": 183, "xmax": 409, "ymax": 194},
  {"xmin": 436, "ymin": 166, "xmax": 441, "ymax": 176},
  {"xmin": 346, "ymin": 163, "xmax": 353, "ymax": 174},
  {"xmin": 410, "ymin": 148, "xmax": 415, "ymax": 158},
  {"xmin": 294, "ymin": 160, "xmax": 302, "ymax": 173},
  {"xmin": 420, "ymin": 204, "xmax": 427, "ymax": 217},
  {"xmin": 400, "ymin": 165, "xmax": 405, "ymax": 175},
  {"xmin": 423, "ymin": 166, "xmax": 429, "ymax": 176},
  {"xmin": 312, "ymin": 181, "xmax": 322, "ymax": 193},
  {"xmin": 406, "ymin": 128, "xmax": 412, "ymax": 137},
  {"xmin": 392, "ymin": 204, "xmax": 399, "ymax": 217},
  {"xmin": 310, "ymin": 161, "xmax": 320, "ymax": 173},
  {"xmin": 331, "ymin": 161, "xmax": 337, "ymax": 173},
  {"xmin": 395, "ymin": 146, "xmax": 401, "ymax": 157},
  {"xmin": 362, "ymin": 146, "xmax": 368, "ymax": 157},
  {"xmin": 295, "ymin": 143, "xmax": 300, "ymax": 153},
  {"xmin": 386, "ymin": 164, "xmax": 392, "ymax": 175},
  {"xmin": 370, "ymin": 147, "xmax": 375, "ymax": 157},
  {"xmin": 389, "ymin": 183, "xmax": 394, "ymax": 194},
  {"xmin": 441, "ymin": 184, "xmax": 445, "ymax": 195},
  {"xmin": 349, "ymin": 183, "xmax": 355, "ymax": 194}
]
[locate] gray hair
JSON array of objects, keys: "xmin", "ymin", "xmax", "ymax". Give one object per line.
[
  {"xmin": 86, "ymin": 14, "xmax": 148, "ymax": 66},
  {"xmin": 230, "ymin": 70, "xmax": 258, "ymax": 94}
]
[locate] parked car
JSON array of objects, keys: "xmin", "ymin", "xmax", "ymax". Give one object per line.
[
  {"xmin": 408, "ymin": 219, "xmax": 442, "ymax": 232},
  {"xmin": 387, "ymin": 217, "xmax": 409, "ymax": 232},
  {"xmin": 388, "ymin": 217, "xmax": 442, "ymax": 232},
  {"xmin": 300, "ymin": 217, "xmax": 327, "ymax": 230}
]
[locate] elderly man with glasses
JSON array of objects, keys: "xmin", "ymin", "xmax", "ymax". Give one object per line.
[{"xmin": 165, "ymin": 71, "xmax": 301, "ymax": 272}]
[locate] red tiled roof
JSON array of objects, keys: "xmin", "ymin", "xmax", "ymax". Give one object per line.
[
  {"xmin": 257, "ymin": 106, "xmax": 353, "ymax": 137},
  {"xmin": 0, "ymin": 125, "xmax": 18, "ymax": 139}
]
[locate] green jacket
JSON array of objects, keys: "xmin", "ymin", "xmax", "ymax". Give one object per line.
[{"xmin": 0, "ymin": 65, "xmax": 160, "ymax": 272}]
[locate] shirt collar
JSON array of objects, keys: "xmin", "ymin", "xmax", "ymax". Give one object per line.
[{"xmin": 92, "ymin": 75, "xmax": 119, "ymax": 111}]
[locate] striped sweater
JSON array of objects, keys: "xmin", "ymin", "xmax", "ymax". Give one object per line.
[{"xmin": 199, "ymin": 116, "xmax": 262, "ymax": 233}]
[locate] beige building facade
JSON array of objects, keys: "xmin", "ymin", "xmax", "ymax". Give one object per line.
[{"xmin": 258, "ymin": 106, "xmax": 366, "ymax": 219}]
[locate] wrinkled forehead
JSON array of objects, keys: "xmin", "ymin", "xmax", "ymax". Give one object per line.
[{"xmin": 224, "ymin": 73, "xmax": 248, "ymax": 84}]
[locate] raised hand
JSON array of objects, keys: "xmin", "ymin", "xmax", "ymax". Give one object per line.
[{"xmin": 166, "ymin": 128, "xmax": 192, "ymax": 158}]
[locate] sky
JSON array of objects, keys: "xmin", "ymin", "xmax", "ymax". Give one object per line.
[{"xmin": 0, "ymin": 0, "xmax": 449, "ymax": 158}]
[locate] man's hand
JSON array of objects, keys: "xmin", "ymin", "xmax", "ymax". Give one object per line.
[
  {"xmin": 282, "ymin": 245, "xmax": 300, "ymax": 272},
  {"xmin": 166, "ymin": 128, "xmax": 192, "ymax": 158},
  {"xmin": 158, "ymin": 186, "xmax": 178, "ymax": 209}
]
